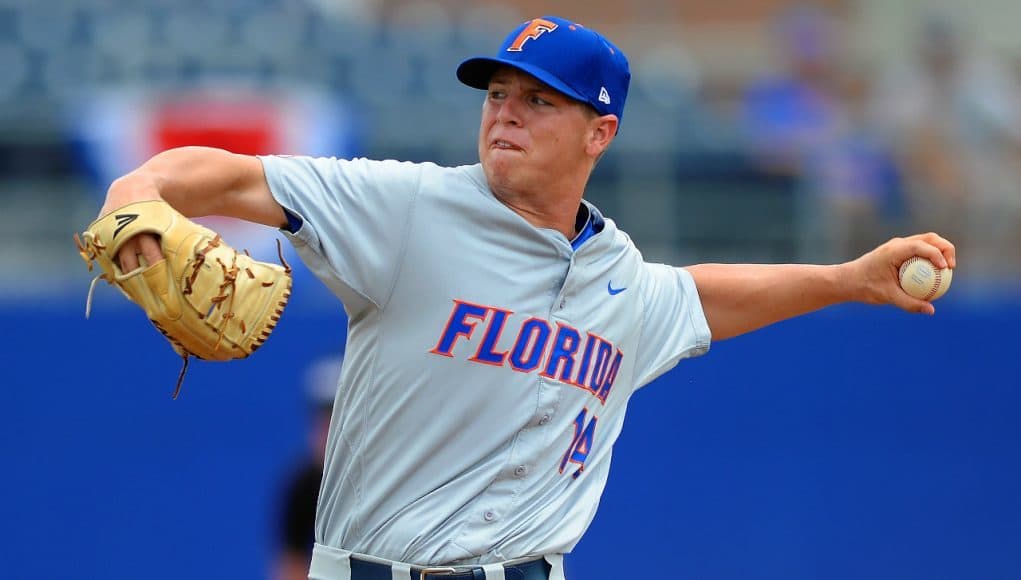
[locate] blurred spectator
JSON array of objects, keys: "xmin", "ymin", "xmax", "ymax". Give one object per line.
[
  {"xmin": 870, "ymin": 11, "xmax": 1021, "ymax": 280},
  {"xmin": 741, "ymin": 4, "xmax": 845, "ymax": 175},
  {"xmin": 805, "ymin": 70, "xmax": 904, "ymax": 260},
  {"xmin": 740, "ymin": 4, "xmax": 902, "ymax": 260},
  {"xmin": 273, "ymin": 354, "xmax": 343, "ymax": 580}
]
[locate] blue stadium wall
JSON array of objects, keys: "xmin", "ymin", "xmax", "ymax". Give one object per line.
[{"xmin": 2, "ymin": 292, "xmax": 1019, "ymax": 580}]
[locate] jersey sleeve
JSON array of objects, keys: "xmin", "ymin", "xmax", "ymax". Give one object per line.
[
  {"xmin": 258, "ymin": 155, "xmax": 421, "ymax": 309},
  {"xmin": 633, "ymin": 263, "xmax": 712, "ymax": 389}
]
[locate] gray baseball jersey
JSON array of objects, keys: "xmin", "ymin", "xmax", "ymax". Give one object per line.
[{"xmin": 260, "ymin": 155, "xmax": 711, "ymax": 567}]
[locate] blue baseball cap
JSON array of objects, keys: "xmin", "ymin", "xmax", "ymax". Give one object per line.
[{"xmin": 457, "ymin": 16, "xmax": 631, "ymax": 126}]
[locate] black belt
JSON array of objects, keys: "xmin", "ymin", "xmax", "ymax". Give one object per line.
[{"xmin": 349, "ymin": 555, "xmax": 551, "ymax": 580}]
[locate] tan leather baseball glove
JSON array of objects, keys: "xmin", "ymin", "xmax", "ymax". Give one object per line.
[{"xmin": 75, "ymin": 200, "xmax": 292, "ymax": 398}]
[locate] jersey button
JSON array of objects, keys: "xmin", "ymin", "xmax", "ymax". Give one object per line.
[
  {"xmin": 483, "ymin": 510, "xmax": 496, "ymax": 522},
  {"xmin": 539, "ymin": 414, "xmax": 551, "ymax": 425},
  {"xmin": 514, "ymin": 465, "xmax": 528, "ymax": 477}
]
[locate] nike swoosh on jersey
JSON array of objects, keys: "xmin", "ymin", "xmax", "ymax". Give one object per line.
[{"xmin": 607, "ymin": 281, "xmax": 627, "ymax": 295}]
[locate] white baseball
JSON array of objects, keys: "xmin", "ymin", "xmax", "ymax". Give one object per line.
[{"xmin": 898, "ymin": 256, "xmax": 953, "ymax": 301}]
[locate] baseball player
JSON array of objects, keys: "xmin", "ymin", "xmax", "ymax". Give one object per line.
[{"xmin": 98, "ymin": 16, "xmax": 955, "ymax": 580}]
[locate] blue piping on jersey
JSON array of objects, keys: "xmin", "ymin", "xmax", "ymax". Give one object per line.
[
  {"xmin": 283, "ymin": 208, "xmax": 304, "ymax": 233},
  {"xmin": 571, "ymin": 204, "xmax": 604, "ymax": 251}
]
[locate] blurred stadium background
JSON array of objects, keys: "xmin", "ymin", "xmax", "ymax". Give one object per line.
[{"xmin": 2, "ymin": 1, "xmax": 1020, "ymax": 579}]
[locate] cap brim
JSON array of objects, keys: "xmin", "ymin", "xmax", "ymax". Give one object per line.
[{"xmin": 456, "ymin": 57, "xmax": 589, "ymax": 106}]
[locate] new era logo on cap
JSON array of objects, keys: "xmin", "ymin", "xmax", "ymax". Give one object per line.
[{"xmin": 456, "ymin": 16, "xmax": 631, "ymax": 128}]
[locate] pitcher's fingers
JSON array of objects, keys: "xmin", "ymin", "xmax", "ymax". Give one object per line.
[
  {"xmin": 938, "ymin": 239, "xmax": 957, "ymax": 269},
  {"xmin": 910, "ymin": 232, "xmax": 957, "ymax": 268},
  {"xmin": 904, "ymin": 239, "xmax": 949, "ymax": 270},
  {"xmin": 118, "ymin": 238, "xmax": 140, "ymax": 272},
  {"xmin": 893, "ymin": 290, "xmax": 936, "ymax": 316},
  {"xmin": 138, "ymin": 234, "xmax": 164, "ymax": 266}
]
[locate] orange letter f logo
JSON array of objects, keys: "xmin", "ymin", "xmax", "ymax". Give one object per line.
[{"xmin": 507, "ymin": 18, "xmax": 559, "ymax": 52}]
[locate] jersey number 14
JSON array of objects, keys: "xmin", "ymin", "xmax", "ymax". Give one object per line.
[{"xmin": 559, "ymin": 408, "xmax": 597, "ymax": 479}]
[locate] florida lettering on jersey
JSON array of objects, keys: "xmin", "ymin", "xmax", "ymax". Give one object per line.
[{"xmin": 429, "ymin": 299, "xmax": 624, "ymax": 404}]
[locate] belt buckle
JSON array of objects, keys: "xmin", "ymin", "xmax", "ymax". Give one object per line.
[{"xmin": 419, "ymin": 567, "xmax": 459, "ymax": 580}]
